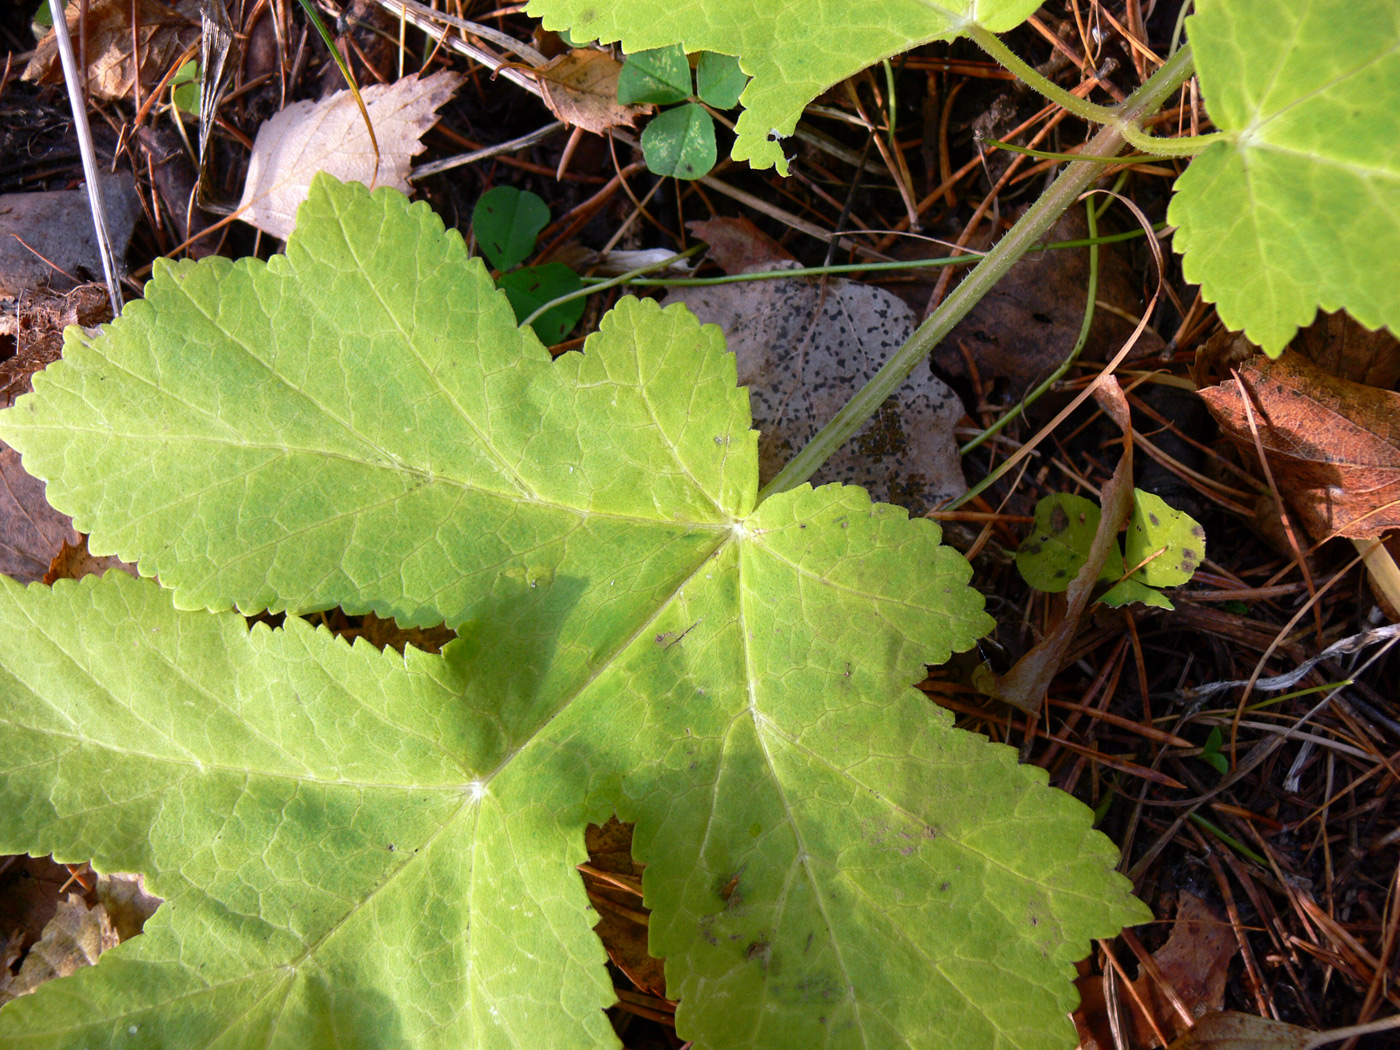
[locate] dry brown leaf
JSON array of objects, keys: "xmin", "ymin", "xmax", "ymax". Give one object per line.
[
  {"xmin": 534, "ymin": 50, "xmax": 651, "ymax": 135},
  {"xmin": 687, "ymin": 217, "xmax": 795, "ymax": 274},
  {"xmin": 582, "ymin": 820, "xmax": 667, "ymax": 998},
  {"xmin": 0, "ymin": 444, "xmax": 79, "ymax": 583},
  {"xmin": 355, "ymin": 610, "xmax": 455, "ymax": 655},
  {"xmin": 237, "ymin": 71, "xmax": 462, "ymax": 240},
  {"xmin": 1293, "ymin": 310, "xmax": 1400, "ymax": 390},
  {"xmin": 0, "ymin": 287, "xmax": 108, "ymax": 582},
  {"xmin": 1197, "ymin": 350, "xmax": 1400, "ymax": 541},
  {"xmin": 1123, "ymin": 893, "xmax": 1238, "ymax": 1046},
  {"xmin": 663, "ymin": 263, "xmax": 967, "ymax": 514},
  {"xmin": 1164, "ymin": 1012, "xmax": 1314, "ymax": 1050},
  {"xmin": 43, "ymin": 534, "xmax": 139, "ymax": 584},
  {"xmin": 0, "ymin": 895, "xmax": 118, "ymax": 1005},
  {"xmin": 23, "ymin": 0, "xmax": 200, "ymax": 101}
]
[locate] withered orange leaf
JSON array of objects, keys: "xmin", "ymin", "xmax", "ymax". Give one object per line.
[
  {"xmin": 1198, "ymin": 350, "xmax": 1400, "ymax": 541},
  {"xmin": 535, "ymin": 50, "xmax": 651, "ymax": 135},
  {"xmin": 23, "ymin": 0, "xmax": 200, "ymax": 102}
]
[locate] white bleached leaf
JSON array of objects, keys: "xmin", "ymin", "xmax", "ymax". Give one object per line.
[{"xmin": 237, "ymin": 71, "xmax": 461, "ymax": 239}]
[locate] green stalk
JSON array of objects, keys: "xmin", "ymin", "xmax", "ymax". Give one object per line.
[
  {"xmin": 1119, "ymin": 122, "xmax": 1226, "ymax": 156},
  {"xmin": 967, "ymin": 24, "xmax": 1120, "ymax": 125},
  {"xmin": 759, "ymin": 43, "xmax": 1197, "ymax": 501}
]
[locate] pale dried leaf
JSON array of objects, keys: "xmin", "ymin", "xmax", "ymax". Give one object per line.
[
  {"xmin": 663, "ymin": 262, "xmax": 966, "ymax": 513},
  {"xmin": 237, "ymin": 71, "xmax": 462, "ymax": 239},
  {"xmin": 1165, "ymin": 1011, "xmax": 1313, "ymax": 1050},
  {"xmin": 94, "ymin": 873, "xmax": 163, "ymax": 943},
  {"xmin": 535, "ymin": 50, "xmax": 651, "ymax": 135},
  {"xmin": 0, "ymin": 895, "xmax": 118, "ymax": 1005}
]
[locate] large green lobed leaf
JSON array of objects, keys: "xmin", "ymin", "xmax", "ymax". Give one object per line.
[
  {"xmin": 525, "ymin": 0, "xmax": 1041, "ymax": 173},
  {"xmin": 1170, "ymin": 0, "xmax": 1400, "ymax": 352},
  {"xmin": 0, "ymin": 176, "xmax": 1145, "ymax": 1050}
]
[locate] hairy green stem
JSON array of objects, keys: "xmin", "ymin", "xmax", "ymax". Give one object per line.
[
  {"xmin": 759, "ymin": 43, "xmax": 1197, "ymax": 501},
  {"xmin": 1119, "ymin": 122, "xmax": 1226, "ymax": 156},
  {"xmin": 967, "ymin": 24, "xmax": 1120, "ymax": 125}
]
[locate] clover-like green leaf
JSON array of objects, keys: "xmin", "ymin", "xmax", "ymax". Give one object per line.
[
  {"xmin": 618, "ymin": 44, "xmax": 692, "ymax": 105},
  {"xmin": 641, "ymin": 102, "xmax": 717, "ymax": 179},
  {"xmin": 472, "ymin": 185, "xmax": 551, "ymax": 270},
  {"xmin": 1170, "ymin": 0, "xmax": 1400, "ymax": 353},
  {"xmin": 524, "ymin": 0, "xmax": 1043, "ymax": 172},
  {"xmin": 0, "ymin": 175, "xmax": 1146, "ymax": 1050},
  {"xmin": 496, "ymin": 261, "xmax": 587, "ymax": 342},
  {"xmin": 695, "ymin": 51, "xmax": 747, "ymax": 110}
]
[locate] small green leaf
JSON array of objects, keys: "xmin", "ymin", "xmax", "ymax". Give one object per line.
[
  {"xmin": 1169, "ymin": 0, "xmax": 1400, "ymax": 353},
  {"xmin": 497, "ymin": 262, "xmax": 586, "ymax": 342},
  {"xmin": 1100, "ymin": 576, "xmax": 1172, "ymax": 610},
  {"xmin": 1015, "ymin": 493, "xmax": 1101, "ymax": 593},
  {"xmin": 472, "ymin": 186, "xmax": 551, "ymax": 271},
  {"xmin": 33, "ymin": 3, "xmax": 56, "ymax": 27},
  {"xmin": 1123, "ymin": 490, "xmax": 1205, "ymax": 589},
  {"xmin": 695, "ymin": 51, "xmax": 747, "ymax": 109},
  {"xmin": 170, "ymin": 59, "xmax": 201, "ymax": 116},
  {"xmin": 641, "ymin": 102, "xmax": 716, "ymax": 180},
  {"xmin": 1200, "ymin": 727, "xmax": 1230, "ymax": 777},
  {"xmin": 617, "ymin": 44, "xmax": 692, "ymax": 105}
]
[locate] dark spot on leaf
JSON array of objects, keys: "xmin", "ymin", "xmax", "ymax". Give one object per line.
[
  {"xmin": 1148, "ymin": 512, "xmax": 1161, "ymax": 526},
  {"xmin": 718, "ymin": 871, "xmax": 740, "ymax": 903},
  {"xmin": 1050, "ymin": 505, "xmax": 1069, "ymax": 533}
]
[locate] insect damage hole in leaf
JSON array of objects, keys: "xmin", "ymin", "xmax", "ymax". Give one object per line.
[{"xmin": 0, "ymin": 174, "xmax": 1146, "ymax": 1050}]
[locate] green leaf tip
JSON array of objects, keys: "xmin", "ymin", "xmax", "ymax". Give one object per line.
[
  {"xmin": 1170, "ymin": 0, "xmax": 1400, "ymax": 353},
  {"xmin": 0, "ymin": 175, "xmax": 1146, "ymax": 1050},
  {"xmin": 524, "ymin": 0, "xmax": 1043, "ymax": 173}
]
